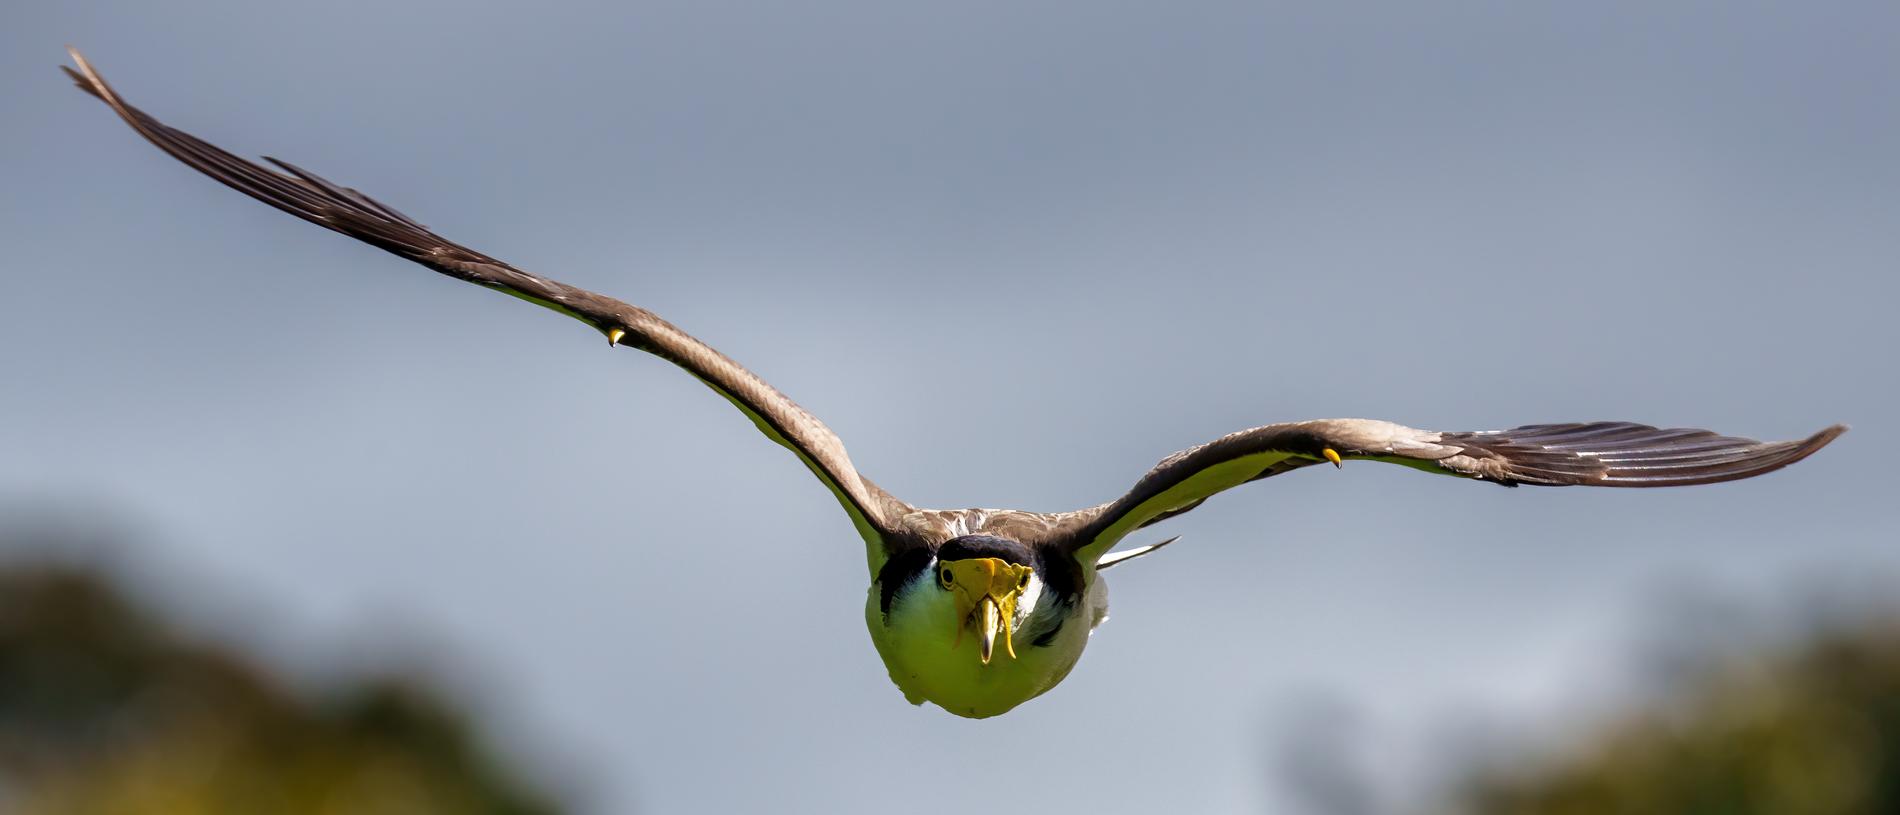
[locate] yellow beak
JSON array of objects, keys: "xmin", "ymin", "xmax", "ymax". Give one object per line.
[{"xmin": 943, "ymin": 557, "xmax": 1033, "ymax": 665}]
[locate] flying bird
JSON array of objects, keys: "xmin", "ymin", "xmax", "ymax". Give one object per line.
[{"xmin": 63, "ymin": 49, "xmax": 1845, "ymax": 718}]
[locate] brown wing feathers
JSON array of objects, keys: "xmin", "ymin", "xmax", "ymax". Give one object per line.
[
  {"xmin": 64, "ymin": 50, "xmax": 906, "ymax": 537},
  {"xmin": 66, "ymin": 50, "xmax": 1844, "ymax": 561}
]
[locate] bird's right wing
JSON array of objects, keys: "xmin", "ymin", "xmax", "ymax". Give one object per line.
[
  {"xmin": 1062, "ymin": 419, "xmax": 1845, "ymax": 568},
  {"xmin": 64, "ymin": 49, "xmax": 912, "ymax": 571}
]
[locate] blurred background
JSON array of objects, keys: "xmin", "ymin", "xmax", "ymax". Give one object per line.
[{"xmin": 2, "ymin": 2, "xmax": 1895, "ymax": 812}]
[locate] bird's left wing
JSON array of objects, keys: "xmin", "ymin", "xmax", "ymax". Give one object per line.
[
  {"xmin": 63, "ymin": 50, "xmax": 912, "ymax": 569},
  {"xmin": 1060, "ymin": 418, "xmax": 1844, "ymax": 567}
]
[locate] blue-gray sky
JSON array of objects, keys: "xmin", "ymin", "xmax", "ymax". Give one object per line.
[{"xmin": 3, "ymin": 2, "xmax": 1896, "ymax": 812}]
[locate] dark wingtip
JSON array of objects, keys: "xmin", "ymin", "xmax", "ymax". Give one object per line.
[
  {"xmin": 1716, "ymin": 422, "xmax": 1846, "ymax": 481},
  {"xmin": 1802, "ymin": 424, "xmax": 1849, "ymax": 453},
  {"xmin": 61, "ymin": 47, "xmax": 109, "ymax": 102},
  {"xmin": 60, "ymin": 64, "xmax": 101, "ymax": 99},
  {"xmin": 1748, "ymin": 423, "xmax": 1848, "ymax": 480}
]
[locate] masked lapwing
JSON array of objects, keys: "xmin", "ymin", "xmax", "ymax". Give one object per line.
[{"xmin": 63, "ymin": 50, "xmax": 1845, "ymax": 718}]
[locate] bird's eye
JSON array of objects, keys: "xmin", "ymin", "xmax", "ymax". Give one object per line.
[
  {"xmin": 939, "ymin": 567, "xmax": 954, "ymax": 588},
  {"xmin": 1018, "ymin": 571, "xmax": 1031, "ymax": 590}
]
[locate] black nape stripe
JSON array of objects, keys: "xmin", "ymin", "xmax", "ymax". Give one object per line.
[{"xmin": 876, "ymin": 546, "xmax": 936, "ymax": 616}]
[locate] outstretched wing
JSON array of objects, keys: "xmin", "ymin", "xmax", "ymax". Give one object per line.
[
  {"xmin": 63, "ymin": 49, "xmax": 910, "ymax": 569},
  {"xmin": 1064, "ymin": 418, "xmax": 1845, "ymax": 564}
]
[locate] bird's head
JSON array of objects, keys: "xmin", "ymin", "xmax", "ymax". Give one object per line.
[{"xmin": 933, "ymin": 535, "xmax": 1043, "ymax": 665}]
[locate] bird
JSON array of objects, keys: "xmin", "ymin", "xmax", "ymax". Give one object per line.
[{"xmin": 63, "ymin": 49, "xmax": 1845, "ymax": 719}]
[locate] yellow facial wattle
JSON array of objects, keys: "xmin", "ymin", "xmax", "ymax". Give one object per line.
[{"xmin": 941, "ymin": 557, "xmax": 1034, "ymax": 665}]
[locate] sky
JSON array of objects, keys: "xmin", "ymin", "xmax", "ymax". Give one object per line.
[{"xmin": 3, "ymin": 1, "xmax": 1897, "ymax": 812}]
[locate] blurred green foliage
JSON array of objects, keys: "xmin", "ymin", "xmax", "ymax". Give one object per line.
[
  {"xmin": 0, "ymin": 562, "xmax": 560, "ymax": 815},
  {"xmin": 1456, "ymin": 616, "xmax": 1900, "ymax": 815}
]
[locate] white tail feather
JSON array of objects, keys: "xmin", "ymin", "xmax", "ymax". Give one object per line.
[{"xmin": 1095, "ymin": 536, "xmax": 1181, "ymax": 570}]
